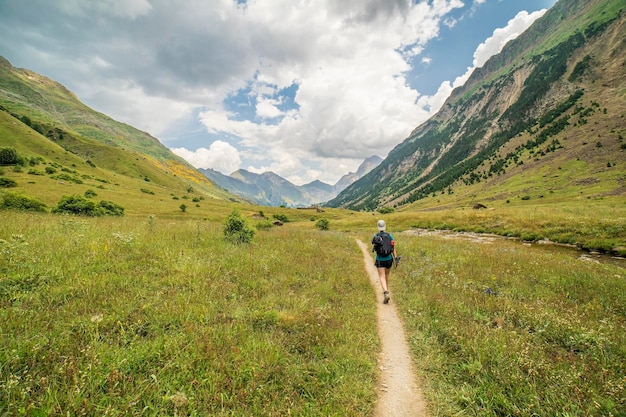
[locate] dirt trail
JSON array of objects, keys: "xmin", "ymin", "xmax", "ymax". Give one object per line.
[{"xmin": 356, "ymin": 239, "xmax": 427, "ymax": 417}]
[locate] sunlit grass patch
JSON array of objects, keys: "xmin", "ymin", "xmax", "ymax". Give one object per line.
[
  {"xmin": 0, "ymin": 212, "xmax": 378, "ymax": 416},
  {"xmin": 394, "ymin": 233, "xmax": 626, "ymax": 416}
]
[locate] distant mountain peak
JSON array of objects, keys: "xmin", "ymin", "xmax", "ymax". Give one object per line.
[{"xmin": 200, "ymin": 155, "xmax": 381, "ymax": 207}]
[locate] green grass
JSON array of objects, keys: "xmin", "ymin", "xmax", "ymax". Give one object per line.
[
  {"xmin": 0, "ymin": 212, "xmax": 378, "ymax": 416},
  {"xmin": 1, "ymin": 203, "xmax": 625, "ymax": 416},
  {"xmin": 392, "ymin": 232, "xmax": 626, "ymax": 416},
  {"xmin": 370, "ymin": 199, "xmax": 626, "ymax": 255}
]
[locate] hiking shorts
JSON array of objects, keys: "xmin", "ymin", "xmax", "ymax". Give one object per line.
[{"xmin": 375, "ymin": 259, "xmax": 393, "ymax": 269}]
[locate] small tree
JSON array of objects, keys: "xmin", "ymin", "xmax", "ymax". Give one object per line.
[
  {"xmin": 224, "ymin": 209, "xmax": 255, "ymax": 244},
  {"xmin": 179, "ymin": 204, "xmax": 187, "ymax": 212}
]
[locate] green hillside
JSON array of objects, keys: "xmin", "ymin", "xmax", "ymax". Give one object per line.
[{"xmin": 0, "ymin": 56, "xmax": 239, "ymax": 216}]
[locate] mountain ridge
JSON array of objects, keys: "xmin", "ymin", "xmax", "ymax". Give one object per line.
[
  {"xmin": 327, "ymin": 0, "xmax": 625, "ymax": 210},
  {"xmin": 200, "ymin": 155, "xmax": 382, "ymax": 207}
]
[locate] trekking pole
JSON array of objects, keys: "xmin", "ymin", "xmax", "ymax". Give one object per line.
[{"xmin": 394, "ymin": 255, "xmax": 402, "ymax": 269}]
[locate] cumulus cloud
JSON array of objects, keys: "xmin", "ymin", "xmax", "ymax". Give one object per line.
[
  {"xmin": 443, "ymin": 8, "xmax": 548, "ymax": 93},
  {"xmin": 0, "ymin": 0, "xmax": 551, "ymax": 185},
  {"xmin": 171, "ymin": 141, "xmax": 242, "ymax": 174},
  {"xmin": 473, "ymin": 9, "xmax": 547, "ymax": 68},
  {"xmin": 194, "ymin": 0, "xmax": 466, "ymax": 180}
]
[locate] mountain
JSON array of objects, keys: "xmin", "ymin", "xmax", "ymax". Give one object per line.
[
  {"xmin": 327, "ymin": 0, "xmax": 625, "ymax": 210},
  {"xmin": 0, "ymin": 56, "xmax": 237, "ymax": 214},
  {"xmin": 200, "ymin": 156, "xmax": 381, "ymax": 207},
  {"xmin": 333, "ymin": 155, "xmax": 383, "ymax": 193}
]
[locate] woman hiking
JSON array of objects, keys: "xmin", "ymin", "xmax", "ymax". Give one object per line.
[{"xmin": 372, "ymin": 219, "xmax": 397, "ymax": 304}]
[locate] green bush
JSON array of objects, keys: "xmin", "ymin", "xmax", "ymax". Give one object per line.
[
  {"xmin": 51, "ymin": 173, "xmax": 83, "ymax": 184},
  {"xmin": 255, "ymin": 220, "xmax": 274, "ymax": 230},
  {"xmin": 316, "ymin": 218, "xmax": 330, "ymax": 230},
  {"xmin": 97, "ymin": 200, "xmax": 124, "ymax": 216},
  {"xmin": 0, "ymin": 192, "xmax": 48, "ymax": 212},
  {"xmin": 0, "ymin": 177, "xmax": 17, "ymax": 188},
  {"xmin": 0, "ymin": 148, "xmax": 22, "ymax": 165},
  {"xmin": 273, "ymin": 213, "xmax": 289, "ymax": 223},
  {"xmin": 84, "ymin": 189, "xmax": 98, "ymax": 198},
  {"xmin": 51, "ymin": 195, "xmax": 124, "ymax": 216},
  {"xmin": 224, "ymin": 209, "xmax": 255, "ymax": 244}
]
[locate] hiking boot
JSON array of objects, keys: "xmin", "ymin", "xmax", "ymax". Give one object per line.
[{"xmin": 383, "ymin": 291, "xmax": 390, "ymax": 304}]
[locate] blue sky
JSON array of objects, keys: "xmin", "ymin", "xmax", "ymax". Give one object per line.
[{"xmin": 0, "ymin": 0, "xmax": 557, "ymax": 185}]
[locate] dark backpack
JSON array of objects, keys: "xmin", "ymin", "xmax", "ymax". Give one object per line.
[{"xmin": 372, "ymin": 232, "xmax": 393, "ymax": 256}]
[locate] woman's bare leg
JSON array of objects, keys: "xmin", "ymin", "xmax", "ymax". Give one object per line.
[{"xmin": 377, "ymin": 267, "xmax": 388, "ymax": 292}]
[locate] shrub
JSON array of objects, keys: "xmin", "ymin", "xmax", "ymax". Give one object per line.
[
  {"xmin": 224, "ymin": 209, "xmax": 255, "ymax": 244},
  {"xmin": 0, "ymin": 177, "xmax": 17, "ymax": 188},
  {"xmin": 98, "ymin": 200, "xmax": 124, "ymax": 216},
  {"xmin": 0, "ymin": 192, "xmax": 47, "ymax": 212},
  {"xmin": 378, "ymin": 207, "xmax": 395, "ymax": 214},
  {"xmin": 52, "ymin": 195, "xmax": 124, "ymax": 216},
  {"xmin": 51, "ymin": 173, "xmax": 83, "ymax": 184},
  {"xmin": 0, "ymin": 148, "xmax": 21, "ymax": 165},
  {"xmin": 255, "ymin": 220, "xmax": 274, "ymax": 231},
  {"xmin": 273, "ymin": 213, "xmax": 289, "ymax": 223},
  {"xmin": 52, "ymin": 195, "xmax": 97, "ymax": 215},
  {"xmin": 316, "ymin": 218, "xmax": 330, "ymax": 230},
  {"xmin": 84, "ymin": 189, "xmax": 98, "ymax": 198}
]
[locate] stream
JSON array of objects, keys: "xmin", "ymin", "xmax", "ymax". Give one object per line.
[{"xmin": 402, "ymin": 229, "xmax": 626, "ymax": 270}]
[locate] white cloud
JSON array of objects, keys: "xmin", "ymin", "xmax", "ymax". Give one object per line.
[
  {"xmin": 438, "ymin": 8, "xmax": 549, "ymax": 93},
  {"xmin": 193, "ymin": 0, "xmax": 466, "ymax": 182},
  {"xmin": 473, "ymin": 9, "xmax": 547, "ymax": 68},
  {"xmin": 256, "ymin": 97, "xmax": 283, "ymax": 119},
  {"xmin": 171, "ymin": 141, "xmax": 242, "ymax": 174},
  {"xmin": 0, "ymin": 0, "xmax": 552, "ymax": 186}
]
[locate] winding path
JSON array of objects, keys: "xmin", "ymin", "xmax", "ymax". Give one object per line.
[{"xmin": 356, "ymin": 239, "xmax": 427, "ymax": 417}]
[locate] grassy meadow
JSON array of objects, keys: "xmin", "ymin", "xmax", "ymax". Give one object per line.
[
  {"xmin": 1, "ymin": 205, "xmax": 625, "ymax": 416},
  {"xmin": 0, "ymin": 212, "xmax": 378, "ymax": 416},
  {"xmin": 388, "ymin": 232, "xmax": 626, "ymax": 416}
]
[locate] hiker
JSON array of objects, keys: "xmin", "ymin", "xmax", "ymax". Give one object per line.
[{"xmin": 372, "ymin": 219, "xmax": 397, "ymax": 304}]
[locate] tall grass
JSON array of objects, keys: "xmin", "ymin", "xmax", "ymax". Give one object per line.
[
  {"xmin": 392, "ymin": 232, "xmax": 626, "ymax": 416},
  {"xmin": 3, "ymin": 209, "xmax": 625, "ymax": 416},
  {"xmin": 339, "ymin": 199, "xmax": 626, "ymax": 256},
  {"xmin": 0, "ymin": 212, "xmax": 378, "ymax": 416}
]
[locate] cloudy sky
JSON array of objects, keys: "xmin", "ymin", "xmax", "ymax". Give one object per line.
[{"xmin": 0, "ymin": 0, "xmax": 556, "ymax": 185}]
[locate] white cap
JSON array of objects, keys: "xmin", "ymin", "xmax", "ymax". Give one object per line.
[{"xmin": 377, "ymin": 219, "xmax": 386, "ymax": 231}]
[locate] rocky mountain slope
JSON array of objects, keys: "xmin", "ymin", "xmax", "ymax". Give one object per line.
[{"xmin": 327, "ymin": 0, "xmax": 625, "ymax": 211}]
